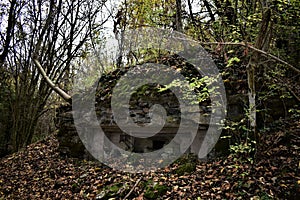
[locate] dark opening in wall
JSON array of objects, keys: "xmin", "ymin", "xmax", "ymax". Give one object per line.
[{"xmin": 153, "ymin": 140, "xmax": 166, "ymax": 150}]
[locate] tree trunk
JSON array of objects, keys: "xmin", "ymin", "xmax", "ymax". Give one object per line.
[
  {"xmin": 10, "ymin": 87, "xmax": 41, "ymax": 151},
  {"xmin": 0, "ymin": 0, "xmax": 17, "ymax": 67},
  {"xmin": 247, "ymin": 58, "xmax": 257, "ymax": 133},
  {"xmin": 175, "ymin": 0, "xmax": 183, "ymax": 32},
  {"xmin": 247, "ymin": 8, "xmax": 272, "ymax": 140}
]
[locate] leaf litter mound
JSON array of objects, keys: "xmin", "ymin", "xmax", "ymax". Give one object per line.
[{"xmin": 0, "ymin": 116, "xmax": 299, "ymax": 199}]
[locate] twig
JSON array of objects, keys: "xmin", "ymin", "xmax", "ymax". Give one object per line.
[
  {"xmin": 199, "ymin": 42, "xmax": 300, "ymax": 74},
  {"xmin": 123, "ymin": 177, "xmax": 142, "ymax": 200},
  {"xmin": 273, "ymin": 76, "xmax": 300, "ymax": 103},
  {"xmin": 287, "ymin": 87, "xmax": 300, "ymax": 103}
]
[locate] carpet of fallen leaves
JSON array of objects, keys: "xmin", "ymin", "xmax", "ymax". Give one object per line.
[{"xmin": 0, "ymin": 118, "xmax": 299, "ymax": 200}]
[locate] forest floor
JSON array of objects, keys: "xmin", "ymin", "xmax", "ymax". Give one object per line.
[{"xmin": 0, "ymin": 117, "xmax": 299, "ymax": 200}]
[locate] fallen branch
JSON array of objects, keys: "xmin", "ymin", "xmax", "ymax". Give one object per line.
[
  {"xmin": 33, "ymin": 58, "xmax": 72, "ymax": 102},
  {"xmin": 123, "ymin": 177, "xmax": 142, "ymax": 200},
  {"xmin": 199, "ymin": 42, "xmax": 300, "ymax": 74}
]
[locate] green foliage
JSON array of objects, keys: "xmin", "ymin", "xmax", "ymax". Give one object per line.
[
  {"xmin": 288, "ymin": 107, "xmax": 300, "ymax": 119},
  {"xmin": 223, "ymin": 103, "xmax": 258, "ymax": 160},
  {"xmin": 229, "ymin": 140, "xmax": 256, "ymax": 163},
  {"xmin": 116, "ymin": 0, "xmax": 176, "ymax": 29},
  {"xmin": 158, "ymin": 75, "xmax": 213, "ymax": 105},
  {"xmin": 226, "ymin": 57, "xmax": 240, "ymax": 68}
]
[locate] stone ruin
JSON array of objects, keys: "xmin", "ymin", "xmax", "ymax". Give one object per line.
[
  {"xmin": 56, "ymin": 55, "xmax": 217, "ymax": 159},
  {"xmin": 56, "ymin": 55, "xmax": 253, "ymax": 160}
]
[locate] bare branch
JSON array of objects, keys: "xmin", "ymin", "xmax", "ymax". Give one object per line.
[
  {"xmin": 33, "ymin": 58, "xmax": 71, "ymax": 102},
  {"xmin": 199, "ymin": 42, "xmax": 300, "ymax": 74},
  {"xmin": 123, "ymin": 177, "xmax": 142, "ymax": 200}
]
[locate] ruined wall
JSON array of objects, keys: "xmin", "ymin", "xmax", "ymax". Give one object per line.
[{"xmin": 56, "ymin": 93, "xmax": 210, "ymax": 159}]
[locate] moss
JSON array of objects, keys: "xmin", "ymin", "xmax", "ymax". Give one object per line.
[
  {"xmin": 154, "ymin": 184, "xmax": 168, "ymax": 194},
  {"xmin": 98, "ymin": 183, "xmax": 127, "ymax": 199},
  {"xmin": 174, "ymin": 153, "xmax": 197, "ymax": 165},
  {"xmin": 144, "ymin": 181, "xmax": 169, "ymax": 199},
  {"xmin": 173, "ymin": 154, "xmax": 197, "ymax": 176},
  {"xmin": 109, "ymin": 184, "xmax": 121, "ymax": 193},
  {"xmin": 175, "ymin": 162, "xmax": 196, "ymax": 176}
]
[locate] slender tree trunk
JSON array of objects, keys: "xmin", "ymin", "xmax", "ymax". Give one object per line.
[
  {"xmin": 203, "ymin": 0, "xmax": 215, "ymax": 22},
  {"xmin": 0, "ymin": 0, "xmax": 17, "ymax": 67},
  {"xmin": 10, "ymin": 85, "xmax": 41, "ymax": 151},
  {"xmin": 247, "ymin": 8, "xmax": 272, "ymax": 141},
  {"xmin": 175, "ymin": 0, "xmax": 183, "ymax": 32},
  {"xmin": 247, "ymin": 60, "xmax": 256, "ymax": 132},
  {"xmin": 187, "ymin": 0, "xmax": 196, "ymax": 25}
]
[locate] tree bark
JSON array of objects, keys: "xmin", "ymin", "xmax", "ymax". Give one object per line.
[{"xmin": 175, "ymin": 0, "xmax": 183, "ymax": 32}]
